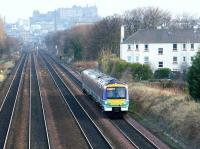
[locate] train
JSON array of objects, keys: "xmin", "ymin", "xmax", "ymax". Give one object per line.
[{"xmin": 81, "ymin": 69, "xmax": 129, "ymax": 112}]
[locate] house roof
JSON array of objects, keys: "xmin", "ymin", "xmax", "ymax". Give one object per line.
[{"xmin": 123, "ymin": 29, "xmax": 200, "ymax": 44}]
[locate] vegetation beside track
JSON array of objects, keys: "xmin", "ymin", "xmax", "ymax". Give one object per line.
[{"xmin": 69, "ymin": 58, "xmax": 200, "ymax": 149}]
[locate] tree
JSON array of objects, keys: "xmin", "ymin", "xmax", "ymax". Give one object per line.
[
  {"xmin": 170, "ymin": 14, "xmax": 198, "ymax": 29},
  {"xmin": 123, "ymin": 7, "xmax": 171, "ymax": 36},
  {"xmin": 0, "ymin": 17, "xmax": 6, "ymax": 57},
  {"xmin": 87, "ymin": 16, "xmax": 122, "ymax": 59},
  {"xmin": 187, "ymin": 51, "xmax": 200, "ymax": 101}
]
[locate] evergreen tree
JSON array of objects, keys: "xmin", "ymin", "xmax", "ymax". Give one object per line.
[{"xmin": 187, "ymin": 51, "xmax": 200, "ymax": 101}]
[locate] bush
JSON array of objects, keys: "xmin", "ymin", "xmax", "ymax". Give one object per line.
[
  {"xmin": 130, "ymin": 63, "xmax": 153, "ymax": 80},
  {"xmin": 111, "ymin": 59, "xmax": 128, "ymax": 78},
  {"xmin": 187, "ymin": 51, "xmax": 200, "ymax": 101},
  {"xmin": 99, "ymin": 55, "xmax": 153, "ymax": 80},
  {"xmin": 154, "ymin": 68, "xmax": 171, "ymax": 79},
  {"xmin": 142, "ymin": 64, "xmax": 153, "ymax": 80}
]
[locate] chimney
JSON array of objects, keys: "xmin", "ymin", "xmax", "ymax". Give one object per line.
[{"xmin": 121, "ymin": 25, "xmax": 125, "ymax": 43}]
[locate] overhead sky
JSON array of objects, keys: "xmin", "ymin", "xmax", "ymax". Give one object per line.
[{"xmin": 1, "ymin": 0, "xmax": 200, "ymax": 23}]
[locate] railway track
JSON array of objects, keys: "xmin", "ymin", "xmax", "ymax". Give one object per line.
[
  {"xmin": 41, "ymin": 53, "xmax": 112, "ymax": 149},
  {"xmin": 29, "ymin": 53, "xmax": 50, "ymax": 149},
  {"xmin": 110, "ymin": 119, "xmax": 156, "ymax": 149},
  {"xmin": 0, "ymin": 53, "xmax": 27, "ymax": 149},
  {"xmin": 42, "ymin": 51, "xmax": 167, "ymax": 149}
]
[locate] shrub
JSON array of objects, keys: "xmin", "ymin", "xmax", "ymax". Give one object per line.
[
  {"xmin": 99, "ymin": 55, "xmax": 153, "ymax": 80},
  {"xmin": 111, "ymin": 59, "xmax": 128, "ymax": 78},
  {"xmin": 142, "ymin": 64, "xmax": 153, "ymax": 80},
  {"xmin": 130, "ymin": 63, "xmax": 153, "ymax": 80},
  {"xmin": 187, "ymin": 51, "xmax": 200, "ymax": 101},
  {"xmin": 98, "ymin": 56, "xmax": 113, "ymax": 74},
  {"xmin": 154, "ymin": 68, "xmax": 171, "ymax": 79}
]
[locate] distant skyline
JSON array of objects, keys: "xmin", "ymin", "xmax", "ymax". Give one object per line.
[{"xmin": 1, "ymin": 0, "xmax": 200, "ymax": 23}]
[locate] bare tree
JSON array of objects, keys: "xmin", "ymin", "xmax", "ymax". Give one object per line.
[
  {"xmin": 123, "ymin": 7, "xmax": 171, "ymax": 36},
  {"xmin": 87, "ymin": 15, "xmax": 122, "ymax": 59},
  {"xmin": 170, "ymin": 14, "xmax": 198, "ymax": 29}
]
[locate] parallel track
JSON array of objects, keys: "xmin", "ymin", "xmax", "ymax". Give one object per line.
[
  {"xmin": 42, "ymin": 51, "xmax": 159, "ymax": 149},
  {"xmin": 40, "ymin": 52, "xmax": 112, "ymax": 149},
  {"xmin": 29, "ymin": 53, "xmax": 50, "ymax": 149},
  {"xmin": 0, "ymin": 54, "xmax": 27, "ymax": 148}
]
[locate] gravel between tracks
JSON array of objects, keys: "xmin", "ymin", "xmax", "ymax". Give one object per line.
[{"xmin": 37, "ymin": 54, "xmax": 89, "ymax": 149}]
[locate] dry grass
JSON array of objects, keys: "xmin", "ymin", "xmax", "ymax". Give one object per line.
[
  {"xmin": 128, "ymin": 82, "xmax": 200, "ymax": 148},
  {"xmin": 73, "ymin": 61, "xmax": 98, "ymax": 72}
]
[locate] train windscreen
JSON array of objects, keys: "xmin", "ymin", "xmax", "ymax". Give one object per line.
[{"xmin": 106, "ymin": 87, "xmax": 126, "ymax": 99}]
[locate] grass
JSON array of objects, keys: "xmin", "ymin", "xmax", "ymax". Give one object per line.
[
  {"xmin": 128, "ymin": 82, "xmax": 200, "ymax": 149},
  {"xmin": 73, "ymin": 61, "xmax": 98, "ymax": 72}
]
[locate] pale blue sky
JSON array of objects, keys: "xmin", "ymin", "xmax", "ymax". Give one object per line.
[{"xmin": 1, "ymin": 0, "xmax": 200, "ymax": 23}]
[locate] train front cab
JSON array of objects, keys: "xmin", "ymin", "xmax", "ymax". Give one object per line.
[{"xmin": 102, "ymin": 84, "xmax": 129, "ymax": 113}]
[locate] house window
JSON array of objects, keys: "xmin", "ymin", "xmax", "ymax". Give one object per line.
[
  {"xmin": 144, "ymin": 44, "xmax": 149, "ymax": 51},
  {"xmin": 173, "ymin": 57, "xmax": 178, "ymax": 64},
  {"xmin": 127, "ymin": 56, "xmax": 131, "ymax": 62},
  {"xmin": 144, "ymin": 57, "xmax": 149, "ymax": 64},
  {"xmin": 183, "ymin": 44, "xmax": 186, "ymax": 50},
  {"xmin": 183, "ymin": 56, "xmax": 186, "ymax": 62},
  {"xmin": 158, "ymin": 48, "xmax": 163, "ymax": 55},
  {"xmin": 173, "ymin": 44, "xmax": 177, "ymax": 51},
  {"xmin": 158, "ymin": 62, "xmax": 163, "ymax": 68},
  {"xmin": 128, "ymin": 45, "xmax": 131, "ymax": 50},
  {"xmin": 136, "ymin": 44, "xmax": 139, "ymax": 51},
  {"xmin": 136, "ymin": 56, "xmax": 139, "ymax": 62},
  {"xmin": 191, "ymin": 43, "xmax": 194, "ymax": 50}
]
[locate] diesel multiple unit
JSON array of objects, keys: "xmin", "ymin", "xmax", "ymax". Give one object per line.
[{"xmin": 81, "ymin": 69, "xmax": 129, "ymax": 112}]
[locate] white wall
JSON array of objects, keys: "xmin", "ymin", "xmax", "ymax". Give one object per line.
[{"xmin": 120, "ymin": 42, "xmax": 200, "ymax": 71}]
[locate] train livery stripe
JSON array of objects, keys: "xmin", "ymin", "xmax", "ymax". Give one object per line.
[
  {"xmin": 106, "ymin": 84, "xmax": 126, "ymax": 88},
  {"xmin": 107, "ymin": 99, "xmax": 125, "ymax": 106}
]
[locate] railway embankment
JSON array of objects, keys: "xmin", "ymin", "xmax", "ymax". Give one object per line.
[{"xmin": 68, "ymin": 58, "xmax": 200, "ymax": 149}]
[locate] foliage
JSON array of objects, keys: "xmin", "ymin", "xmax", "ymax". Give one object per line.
[
  {"xmin": 111, "ymin": 59, "xmax": 129, "ymax": 78},
  {"xmin": 123, "ymin": 7, "xmax": 171, "ymax": 36},
  {"xmin": 154, "ymin": 68, "xmax": 171, "ymax": 79},
  {"xmin": 99, "ymin": 55, "xmax": 153, "ymax": 80},
  {"xmin": 129, "ymin": 63, "xmax": 153, "ymax": 80},
  {"xmin": 187, "ymin": 51, "xmax": 200, "ymax": 101},
  {"xmin": 87, "ymin": 16, "xmax": 122, "ymax": 59},
  {"xmin": 45, "ymin": 16, "xmax": 122, "ymax": 60}
]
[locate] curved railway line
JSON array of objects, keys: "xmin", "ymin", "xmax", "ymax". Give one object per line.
[
  {"xmin": 0, "ymin": 53, "xmax": 27, "ymax": 149},
  {"xmin": 29, "ymin": 53, "xmax": 50, "ymax": 149},
  {"xmin": 42, "ymin": 51, "xmax": 168, "ymax": 149},
  {"xmin": 41, "ymin": 53, "xmax": 113, "ymax": 149}
]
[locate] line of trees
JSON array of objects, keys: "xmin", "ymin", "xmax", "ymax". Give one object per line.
[
  {"xmin": 0, "ymin": 17, "xmax": 21, "ymax": 58},
  {"xmin": 45, "ymin": 7, "xmax": 200, "ymax": 61}
]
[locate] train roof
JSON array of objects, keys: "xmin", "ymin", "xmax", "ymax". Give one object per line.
[{"xmin": 82, "ymin": 69, "xmax": 125, "ymax": 87}]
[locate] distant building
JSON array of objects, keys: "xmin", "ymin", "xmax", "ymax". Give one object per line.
[
  {"xmin": 120, "ymin": 27, "xmax": 200, "ymax": 72},
  {"xmin": 58, "ymin": 5, "xmax": 98, "ymax": 21},
  {"xmin": 5, "ymin": 5, "xmax": 100, "ymax": 44},
  {"xmin": 30, "ymin": 5, "xmax": 100, "ymax": 31}
]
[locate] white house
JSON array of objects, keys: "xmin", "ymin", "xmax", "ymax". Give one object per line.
[{"xmin": 120, "ymin": 27, "xmax": 200, "ymax": 72}]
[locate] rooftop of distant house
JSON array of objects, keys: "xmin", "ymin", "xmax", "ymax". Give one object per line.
[{"xmin": 123, "ymin": 28, "xmax": 200, "ymax": 44}]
